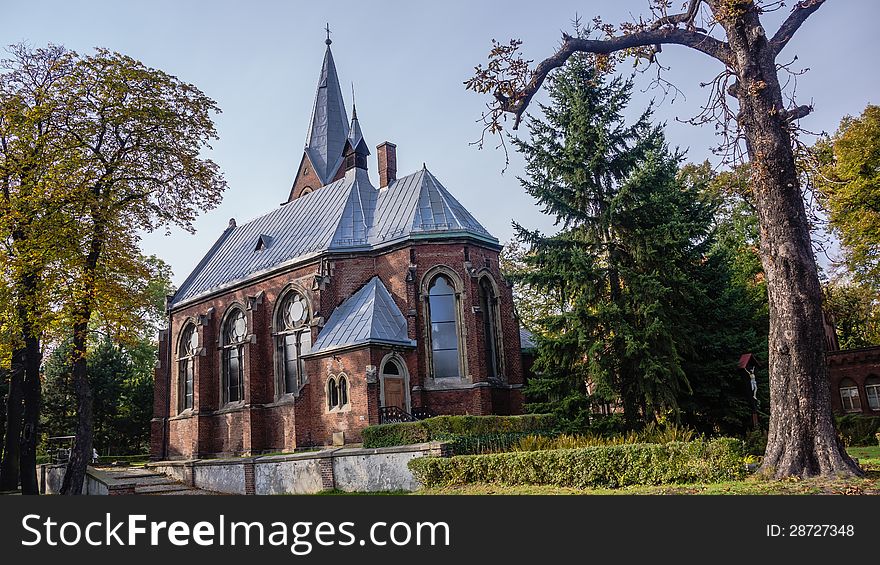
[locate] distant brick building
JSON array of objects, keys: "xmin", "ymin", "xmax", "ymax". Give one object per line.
[
  {"xmin": 822, "ymin": 311, "xmax": 880, "ymax": 416},
  {"xmin": 151, "ymin": 37, "xmax": 525, "ymax": 460},
  {"xmin": 827, "ymin": 346, "xmax": 880, "ymax": 415}
]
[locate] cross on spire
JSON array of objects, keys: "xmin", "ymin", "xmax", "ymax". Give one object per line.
[{"xmin": 325, "ymin": 23, "xmax": 332, "ymax": 45}]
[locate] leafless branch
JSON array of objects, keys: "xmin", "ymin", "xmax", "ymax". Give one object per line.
[
  {"xmin": 770, "ymin": 0, "xmax": 828, "ymax": 57},
  {"xmin": 650, "ymin": 0, "xmax": 704, "ymax": 30},
  {"xmin": 498, "ymin": 28, "xmax": 732, "ymax": 129}
]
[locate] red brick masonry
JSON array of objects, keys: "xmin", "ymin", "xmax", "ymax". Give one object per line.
[
  {"xmin": 827, "ymin": 345, "xmax": 880, "ymax": 416},
  {"xmin": 152, "ymin": 240, "xmax": 525, "ymax": 460}
]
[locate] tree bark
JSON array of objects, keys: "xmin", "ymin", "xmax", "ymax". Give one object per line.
[
  {"xmin": 0, "ymin": 347, "xmax": 24, "ymax": 491},
  {"xmin": 59, "ymin": 316, "xmax": 94, "ymax": 495},
  {"xmin": 60, "ymin": 222, "xmax": 103, "ymax": 495},
  {"xmin": 717, "ymin": 2, "xmax": 860, "ymax": 477},
  {"xmin": 19, "ymin": 330, "xmax": 42, "ymax": 495}
]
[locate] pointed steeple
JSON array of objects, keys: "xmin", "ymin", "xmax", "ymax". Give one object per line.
[
  {"xmin": 303, "ymin": 32, "xmax": 350, "ymax": 187},
  {"xmin": 347, "ymin": 85, "xmax": 369, "ymax": 156},
  {"xmin": 346, "ymin": 104, "xmax": 370, "ymax": 157}
]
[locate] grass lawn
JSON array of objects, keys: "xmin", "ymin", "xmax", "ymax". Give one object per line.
[{"xmin": 414, "ymin": 446, "xmax": 880, "ymax": 495}]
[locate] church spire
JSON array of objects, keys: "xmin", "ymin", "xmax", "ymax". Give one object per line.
[
  {"xmin": 347, "ymin": 84, "xmax": 368, "ymax": 156},
  {"xmin": 303, "ymin": 28, "xmax": 350, "ymax": 187}
]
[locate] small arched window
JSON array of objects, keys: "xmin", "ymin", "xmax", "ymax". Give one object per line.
[
  {"xmin": 866, "ymin": 376, "xmax": 880, "ymax": 411},
  {"xmin": 177, "ymin": 324, "xmax": 198, "ymax": 412},
  {"xmin": 222, "ymin": 308, "xmax": 247, "ymax": 403},
  {"xmin": 479, "ymin": 277, "xmax": 501, "ymax": 380},
  {"xmin": 276, "ymin": 290, "xmax": 312, "ymax": 395},
  {"xmin": 427, "ymin": 275, "xmax": 460, "ymax": 378},
  {"xmin": 327, "ymin": 377, "xmax": 339, "ymax": 411},
  {"xmin": 839, "ymin": 378, "xmax": 861, "ymax": 413},
  {"xmin": 339, "ymin": 375, "xmax": 349, "ymax": 408}
]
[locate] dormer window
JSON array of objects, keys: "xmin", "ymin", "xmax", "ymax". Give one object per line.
[{"xmin": 255, "ymin": 234, "xmax": 272, "ymax": 252}]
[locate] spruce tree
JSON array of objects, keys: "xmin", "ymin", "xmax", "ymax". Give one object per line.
[{"xmin": 511, "ymin": 54, "xmax": 715, "ymax": 428}]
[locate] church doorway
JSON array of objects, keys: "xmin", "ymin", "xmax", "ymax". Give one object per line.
[{"xmin": 380, "ymin": 356, "xmax": 409, "ymax": 412}]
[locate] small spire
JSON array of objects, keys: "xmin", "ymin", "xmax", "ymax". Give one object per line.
[
  {"xmin": 351, "ymin": 83, "xmax": 357, "ymax": 119},
  {"xmin": 325, "ymin": 23, "xmax": 332, "ymax": 45},
  {"xmin": 228, "ymin": 218, "xmax": 237, "ymax": 229}
]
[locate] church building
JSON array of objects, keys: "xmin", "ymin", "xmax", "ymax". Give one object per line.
[{"xmin": 151, "ymin": 37, "xmax": 526, "ymax": 459}]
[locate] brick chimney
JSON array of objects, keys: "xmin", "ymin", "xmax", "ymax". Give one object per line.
[{"xmin": 377, "ymin": 141, "xmax": 397, "ymax": 188}]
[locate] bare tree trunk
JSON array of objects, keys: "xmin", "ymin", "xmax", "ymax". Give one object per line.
[
  {"xmin": 719, "ymin": 3, "xmax": 860, "ymax": 478},
  {"xmin": 60, "ymin": 317, "xmax": 93, "ymax": 495},
  {"xmin": 60, "ymin": 224, "xmax": 103, "ymax": 495},
  {"xmin": 0, "ymin": 348, "xmax": 24, "ymax": 491},
  {"xmin": 19, "ymin": 331, "xmax": 42, "ymax": 495}
]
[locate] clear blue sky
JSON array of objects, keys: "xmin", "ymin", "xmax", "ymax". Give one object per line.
[{"xmin": 3, "ymin": 0, "xmax": 877, "ymax": 286}]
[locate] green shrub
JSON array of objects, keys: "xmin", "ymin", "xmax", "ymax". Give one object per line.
[
  {"xmin": 409, "ymin": 438, "xmax": 746, "ymax": 489},
  {"xmin": 362, "ymin": 414, "xmax": 556, "ymax": 448},
  {"xmin": 510, "ymin": 423, "xmax": 698, "ymax": 453},
  {"xmin": 836, "ymin": 415, "xmax": 880, "ymax": 447},
  {"xmin": 743, "ymin": 429, "xmax": 768, "ymax": 456}
]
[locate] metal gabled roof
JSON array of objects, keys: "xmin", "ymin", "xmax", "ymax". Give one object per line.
[
  {"xmin": 171, "ymin": 166, "xmax": 498, "ymax": 308},
  {"xmin": 369, "ymin": 167, "xmax": 495, "ymax": 245},
  {"xmin": 304, "ymin": 44, "xmax": 349, "ymax": 186},
  {"xmin": 309, "ymin": 276, "xmax": 415, "ymax": 354}
]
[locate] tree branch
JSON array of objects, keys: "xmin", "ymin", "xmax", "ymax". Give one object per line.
[
  {"xmin": 781, "ymin": 104, "xmax": 813, "ymax": 122},
  {"xmin": 650, "ymin": 0, "xmax": 703, "ymax": 30},
  {"xmin": 770, "ymin": 0, "xmax": 828, "ymax": 57},
  {"xmin": 501, "ymin": 28, "xmax": 732, "ymax": 128}
]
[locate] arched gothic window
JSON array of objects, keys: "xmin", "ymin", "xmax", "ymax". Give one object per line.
[
  {"xmin": 839, "ymin": 378, "xmax": 861, "ymax": 413},
  {"xmin": 479, "ymin": 277, "xmax": 501, "ymax": 380},
  {"xmin": 326, "ymin": 374, "xmax": 350, "ymax": 411},
  {"xmin": 177, "ymin": 324, "xmax": 198, "ymax": 412},
  {"xmin": 222, "ymin": 308, "xmax": 247, "ymax": 403},
  {"xmin": 276, "ymin": 291, "xmax": 312, "ymax": 395},
  {"xmin": 338, "ymin": 375, "xmax": 349, "ymax": 408},
  {"xmin": 427, "ymin": 275, "xmax": 460, "ymax": 378},
  {"xmin": 327, "ymin": 377, "xmax": 339, "ymax": 411}
]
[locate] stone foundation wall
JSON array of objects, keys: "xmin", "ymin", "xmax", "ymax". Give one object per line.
[
  {"xmin": 41, "ymin": 465, "xmax": 132, "ymax": 495},
  {"xmin": 147, "ymin": 441, "xmax": 446, "ymax": 494}
]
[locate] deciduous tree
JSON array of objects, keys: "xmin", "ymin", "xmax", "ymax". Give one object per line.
[
  {"xmin": 0, "ymin": 44, "xmax": 75, "ymax": 494},
  {"xmin": 814, "ymin": 105, "xmax": 880, "ymax": 291},
  {"xmin": 53, "ymin": 49, "xmax": 226, "ymax": 494},
  {"xmin": 467, "ymin": 0, "xmax": 858, "ymax": 478}
]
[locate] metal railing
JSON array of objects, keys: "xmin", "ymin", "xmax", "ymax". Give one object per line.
[{"xmin": 378, "ymin": 406, "xmax": 434, "ymax": 424}]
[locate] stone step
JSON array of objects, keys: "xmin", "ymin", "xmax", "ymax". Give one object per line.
[
  {"xmin": 88, "ymin": 466, "xmax": 218, "ymax": 495},
  {"xmin": 135, "ymin": 483, "xmax": 194, "ymax": 494},
  {"xmin": 101, "ymin": 468, "xmax": 164, "ymax": 478},
  {"xmin": 114, "ymin": 475, "xmax": 176, "ymax": 486},
  {"xmin": 149, "ymin": 488, "xmax": 219, "ymax": 496}
]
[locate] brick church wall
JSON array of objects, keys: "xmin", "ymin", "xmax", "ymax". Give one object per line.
[{"xmin": 153, "ymin": 239, "xmax": 525, "ymax": 460}]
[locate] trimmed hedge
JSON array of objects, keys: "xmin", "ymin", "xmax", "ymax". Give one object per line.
[
  {"xmin": 409, "ymin": 438, "xmax": 746, "ymax": 489},
  {"xmin": 362, "ymin": 414, "xmax": 556, "ymax": 448}
]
